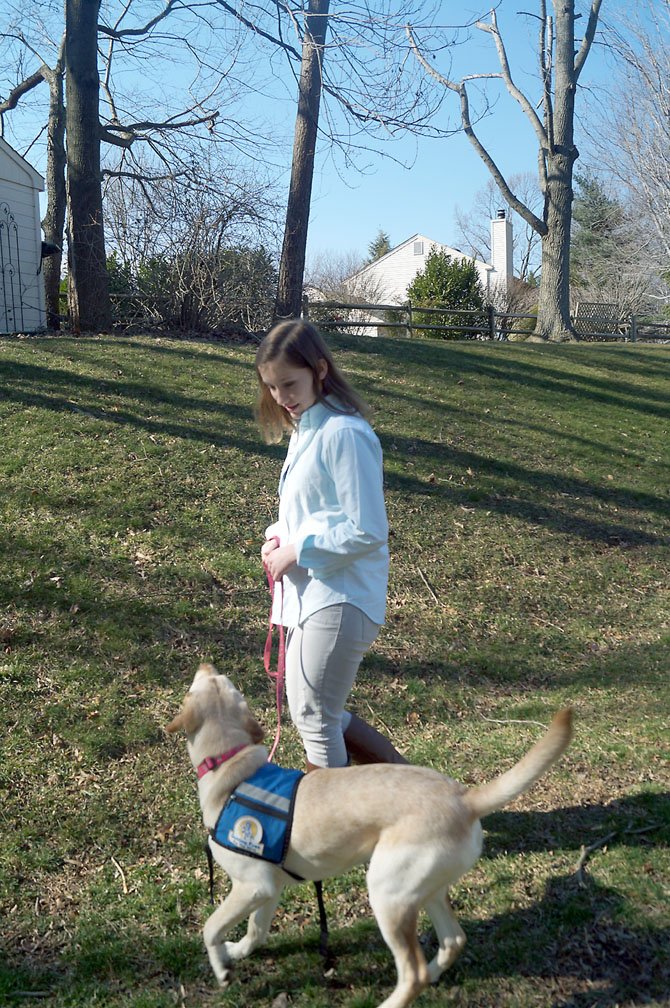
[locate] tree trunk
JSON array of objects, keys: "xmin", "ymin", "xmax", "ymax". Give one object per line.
[
  {"xmin": 275, "ymin": 0, "xmax": 330, "ymax": 321},
  {"xmin": 42, "ymin": 51, "xmax": 67, "ymax": 330},
  {"xmin": 534, "ymin": 151, "xmax": 576, "ymax": 340},
  {"xmin": 65, "ymin": 0, "xmax": 111, "ymax": 332},
  {"xmin": 533, "ymin": 2, "xmax": 579, "ymax": 341}
]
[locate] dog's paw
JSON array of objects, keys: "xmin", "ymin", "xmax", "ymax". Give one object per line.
[
  {"xmin": 218, "ymin": 967, "xmax": 233, "ymax": 989},
  {"xmin": 206, "ymin": 944, "xmax": 234, "ymax": 987}
]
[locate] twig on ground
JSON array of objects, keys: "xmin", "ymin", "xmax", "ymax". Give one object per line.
[
  {"xmin": 364, "ymin": 701, "xmax": 394, "ymax": 739},
  {"xmin": 479, "ymin": 714, "xmax": 548, "ymax": 729},
  {"xmin": 417, "ymin": 566, "xmax": 440, "ymax": 605},
  {"xmin": 574, "ymin": 823, "xmax": 659, "ymax": 887},
  {"xmin": 111, "ymin": 855, "xmax": 128, "ymax": 894},
  {"xmin": 574, "ymin": 829, "xmax": 618, "ymax": 887}
]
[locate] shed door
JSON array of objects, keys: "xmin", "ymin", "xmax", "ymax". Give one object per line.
[{"xmin": 1, "ymin": 201, "xmax": 25, "ymax": 333}]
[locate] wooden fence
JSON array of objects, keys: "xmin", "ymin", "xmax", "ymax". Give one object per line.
[{"xmin": 302, "ymin": 296, "xmax": 670, "ymax": 343}]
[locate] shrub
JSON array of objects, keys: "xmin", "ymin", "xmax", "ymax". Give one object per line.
[{"xmin": 406, "ymin": 250, "xmax": 487, "ymax": 338}]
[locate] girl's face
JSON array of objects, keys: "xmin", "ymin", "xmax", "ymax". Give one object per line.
[{"xmin": 258, "ymin": 356, "xmax": 328, "ymax": 419}]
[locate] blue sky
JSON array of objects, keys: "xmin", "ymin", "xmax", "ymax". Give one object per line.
[
  {"xmin": 2, "ymin": 1, "xmax": 613, "ymax": 266},
  {"xmin": 305, "ymin": 5, "xmax": 612, "ymax": 260}
]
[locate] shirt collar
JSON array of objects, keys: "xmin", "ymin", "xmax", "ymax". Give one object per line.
[{"xmin": 297, "ymin": 397, "xmax": 333, "ymax": 431}]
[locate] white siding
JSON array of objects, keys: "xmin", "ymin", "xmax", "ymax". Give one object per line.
[
  {"xmin": 348, "ymin": 234, "xmax": 493, "ymax": 305},
  {"xmin": 0, "ymin": 138, "xmax": 45, "ymax": 334}
]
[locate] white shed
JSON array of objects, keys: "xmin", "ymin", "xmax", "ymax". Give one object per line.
[{"xmin": 0, "ymin": 137, "xmax": 46, "ymax": 334}]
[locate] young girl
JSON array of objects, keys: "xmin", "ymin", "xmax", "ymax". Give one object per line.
[{"xmin": 256, "ymin": 319, "xmax": 408, "ymax": 771}]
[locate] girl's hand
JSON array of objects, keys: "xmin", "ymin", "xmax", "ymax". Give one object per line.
[
  {"xmin": 264, "ymin": 543, "xmax": 297, "ymax": 581},
  {"xmin": 261, "ymin": 538, "xmax": 279, "ymax": 562}
]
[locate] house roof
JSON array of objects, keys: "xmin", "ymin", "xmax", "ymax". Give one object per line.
[
  {"xmin": 349, "ymin": 233, "xmax": 492, "ymax": 280},
  {"xmin": 0, "ymin": 136, "xmax": 45, "ymax": 190}
]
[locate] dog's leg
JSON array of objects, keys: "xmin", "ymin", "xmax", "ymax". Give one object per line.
[
  {"xmin": 222, "ymin": 889, "xmax": 282, "ymax": 962},
  {"xmin": 424, "ymin": 888, "xmax": 466, "ymax": 983},
  {"xmin": 367, "ymin": 855, "xmax": 430, "ymax": 1008},
  {"xmin": 202, "ymin": 879, "xmax": 281, "ymax": 986}
]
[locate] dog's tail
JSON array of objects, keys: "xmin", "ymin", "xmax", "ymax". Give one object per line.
[{"xmin": 464, "ymin": 708, "xmax": 573, "ymax": 820}]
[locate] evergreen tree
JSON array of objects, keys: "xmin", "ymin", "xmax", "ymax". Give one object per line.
[
  {"xmin": 406, "ymin": 250, "xmax": 486, "ymax": 338},
  {"xmin": 569, "ymin": 173, "xmax": 658, "ymax": 317},
  {"xmin": 367, "ymin": 230, "xmax": 392, "ymax": 261},
  {"xmin": 571, "ymin": 173, "xmax": 624, "ymax": 288}
]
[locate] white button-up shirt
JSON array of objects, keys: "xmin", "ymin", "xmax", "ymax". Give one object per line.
[{"xmin": 266, "ymin": 398, "xmax": 389, "ymax": 628}]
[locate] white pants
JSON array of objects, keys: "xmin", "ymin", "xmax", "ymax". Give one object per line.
[{"xmin": 285, "ymin": 603, "xmax": 380, "ymax": 768}]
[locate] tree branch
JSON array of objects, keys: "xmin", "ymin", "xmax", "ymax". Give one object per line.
[
  {"xmin": 102, "ymin": 167, "xmax": 190, "ymax": 183},
  {"xmin": 538, "ymin": 0, "xmax": 554, "ymax": 156},
  {"xmin": 574, "ymin": 0, "xmax": 603, "ymax": 80},
  {"xmin": 97, "ymin": 0, "xmax": 184, "ymax": 39},
  {"xmin": 475, "ymin": 11, "xmax": 548, "ymax": 158},
  {"xmin": 100, "ymin": 110, "xmax": 220, "ymax": 147},
  {"xmin": 406, "ymin": 26, "xmax": 547, "ymax": 237},
  {"xmin": 0, "ymin": 69, "xmax": 46, "ymax": 116}
]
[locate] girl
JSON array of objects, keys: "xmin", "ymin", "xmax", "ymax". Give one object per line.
[{"xmin": 256, "ymin": 319, "xmax": 407, "ymax": 771}]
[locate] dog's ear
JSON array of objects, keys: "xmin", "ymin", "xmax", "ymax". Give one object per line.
[
  {"xmin": 165, "ymin": 696, "xmax": 202, "ymax": 736},
  {"xmin": 245, "ymin": 714, "xmax": 265, "ymax": 744}
]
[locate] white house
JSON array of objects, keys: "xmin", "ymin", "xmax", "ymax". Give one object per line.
[
  {"xmin": 346, "ymin": 211, "xmax": 513, "ymax": 308},
  {"xmin": 0, "ymin": 137, "xmax": 46, "ymax": 334}
]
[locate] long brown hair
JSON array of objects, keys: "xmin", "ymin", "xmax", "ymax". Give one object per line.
[{"xmin": 255, "ymin": 319, "xmax": 371, "ymax": 443}]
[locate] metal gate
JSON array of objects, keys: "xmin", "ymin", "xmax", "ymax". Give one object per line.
[{"xmin": 0, "ymin": 201, "xmax": 24, "ymax": 333}]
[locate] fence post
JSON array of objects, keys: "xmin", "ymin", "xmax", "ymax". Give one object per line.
[
  {"xmin": 301, "ymin": 294, "xmax": 309, "ymax": 320},
  {"xmin": 407, "ymin": 301, "xmax": 413, "ymax": 339},
  {"xmin": 487, "ymin": 304, "xmax": 495, "ymax": 340},
  {"xmin": 630, "ymin": 315, "xmax": 637, "ymax": 342}
]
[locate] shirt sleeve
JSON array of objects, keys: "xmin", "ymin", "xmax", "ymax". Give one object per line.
[{"xmin": 294, "ymin": 424, "xmax": 388, "ymax": 577}]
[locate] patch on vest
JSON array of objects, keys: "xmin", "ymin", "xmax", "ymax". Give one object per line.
[{"xmin": 211, "ymin": 763, "xmax": 304, "ymax": 866}]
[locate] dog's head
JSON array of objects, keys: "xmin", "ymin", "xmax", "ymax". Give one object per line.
[{"xmin": 166, "ymin": 664, "xmax": 265, "ymax": 765}]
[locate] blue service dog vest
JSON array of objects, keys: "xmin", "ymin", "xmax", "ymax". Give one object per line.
[{"xmin": 211, "ymin": 763, "xmax": 304, "ymax": 868}]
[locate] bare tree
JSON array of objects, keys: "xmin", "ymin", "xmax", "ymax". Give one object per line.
[
  {"xmin": 305, "ymin": 247, "xmax": 390, "ymax": 303},
  {"xmin": 206, "ymin": 0, "xmax": 447, "ymax": 322},
  {"xmin": 273, "ymin": 1, "xmax": 445, "ymax": 319},
  {"xmin": 304, "ymin": 245, "xmax": 394, "ymax": 334},
  {"xmin": 409, "ymin": 1, "xmax": 603, "ymax": 342},
  {"xmin": 1, "ymin": 1, "xmax": 268, "ymax": 331},
  {"xmin": 103, "ymin": 149, "xmax": 282, "ymax": 330},
  {"xmin": 65, "ymin": 0, "xmax": 111, "ymax": 331},
  {"xmin": 3, "ymin": 1, "xmax": 451, "ymax": 332},
  {"xmin": 583, "ymin": 0, "xmax": 669, "ymax": 310},
  {"xmin": 454, "ymin": 172, "xmax": 542, "ymax": 282},
  {"xmin": 275, "ymin": 0, "xmax": 330, "ymax": 320}
]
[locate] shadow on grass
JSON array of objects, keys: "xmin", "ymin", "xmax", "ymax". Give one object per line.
[
  {"xmin": 3, "ymin": 876, "xmax": 665, "ymax": 1008},
  {"xmin": 8, "ymin": 332, "xmax": 257, "ymax": 370},
  {"xmin": 4, "ymin": 350, "xmax": 668, "ymax": 551},
  {"xmin": 450, "ymin": 871, "xmax": 668, "ymax": 1006},
  {"xmin": 483, "ymin": 790, "xmax": 669, "ymax": 858},
  {"xmin": 342, "ymin": 335, "xmax": 670, "ymax": 406},
  {"xmin": 0, "ymin": 358, "xmax": 270, "ymax": 453},
  {"xmin": 361, "ymin": 634, "xmax": 670, "ymax": 692},
  {"xmin": 382, "ymin": 433, "xmax": 669, "ymax": 541},
  {"xmin": 0, "ymin": 797, "xmax": 666, "ymax": 1008}
]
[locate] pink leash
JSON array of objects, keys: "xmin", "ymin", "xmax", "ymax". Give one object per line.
[
  {"xmin": 263, "ymin": 542, "xmax": 333, "ymax": 966},
  {"xmin": 263, "ymin": 538, "xmax": 285, "ymax": 762}
]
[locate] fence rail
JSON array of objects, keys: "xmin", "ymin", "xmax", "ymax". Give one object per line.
[{"xmin": 302, "ymin": 296, "xmax": 669, "ymax": 342}]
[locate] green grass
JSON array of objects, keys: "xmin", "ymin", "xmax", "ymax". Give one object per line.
[{"xmin": 1, "ymin": 332, "xmax": 668, "ymax": 1008}]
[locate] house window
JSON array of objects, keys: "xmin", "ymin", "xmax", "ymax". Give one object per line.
[{"xmin": 413, "ymin": 241, "xmax": 424, "ymax": 255}]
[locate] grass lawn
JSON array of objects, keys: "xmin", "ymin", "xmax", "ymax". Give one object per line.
[{"xmin": 0, "ymin": 331, "xmax": 668, "ymax": 1008}]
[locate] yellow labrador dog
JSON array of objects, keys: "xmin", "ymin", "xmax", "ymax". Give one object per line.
[{"xmin": 167, "ymin": 664, "xmax": 572, "ymax": 1008}]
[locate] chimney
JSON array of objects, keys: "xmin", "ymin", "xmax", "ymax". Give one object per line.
[{"xmin": 490, "ymin": 210, "xmax": 513, "ymax": 293}]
